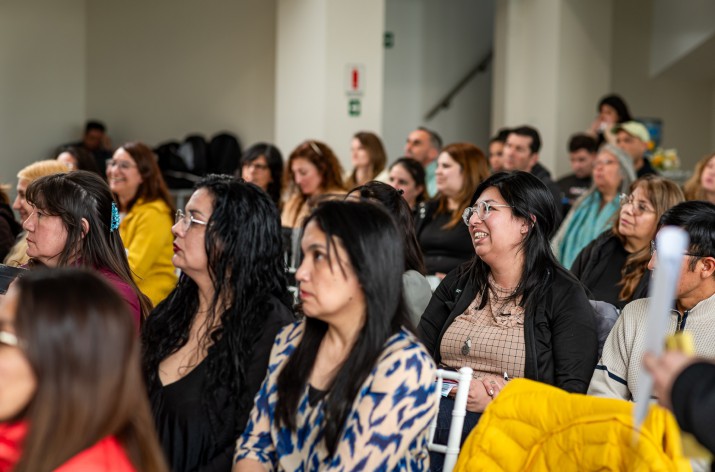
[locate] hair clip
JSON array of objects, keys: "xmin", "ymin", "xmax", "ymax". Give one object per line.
[
  {"xmin": 307, "ymin": 140, "xmax": 323, "ymax": 157},
  {"xmin": 110, "ymin": 202, "xmax": 120, "ymax": 232}
]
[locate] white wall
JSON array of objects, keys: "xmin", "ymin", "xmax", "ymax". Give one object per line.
[
  {"xmin": 0, "ymin": 0, "xmax": 86, "ymax": 184},
  {"xmin": 611, "ymin": 0, "xmax": 712, "ymax": 169},
  {"xmin": 86, "ymin": 0, "xmax": 277, "ymax": 148},
  {"xmin": 275, "ymin": 0, "xmax": 385, "ymax": 168},
  {"xmin": 383, "ymin": 0, "xmax": 494, "ymax": 160},
  {"xmin": 650, "ymin": 0, "xmax": 715, "ymax": 77}
]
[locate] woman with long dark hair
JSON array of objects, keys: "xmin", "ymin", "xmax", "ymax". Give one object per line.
[
  {"xmin": 349, "ymin": 180, "xmax": 430, "ymax": 327},
  {"xmin": 238, "ymin": 142, "xmax": 284, "ymax": 207},
  {"xmin": 142, "ymin": 175, "xmax": 294, "ymax": 471},
  {"xmin": 344, "ymin": 131, "xmax": 388, "ymax": 188},
  {"xmin": 23, "ymin": 171, "xmax": 150, "ymax": 323},
  {"xmin": 419, "ymin": 171, "xmax": 597, "ymax": 471},
  {"xmin": 234, "ymin": 201, "xmax": 436, "ymax": 470},
  {"xmin": 0, "ymin": 268, "xmax": 167, "ymax": 472},
  {"xmin": 108, "ymin": 142, "xmax": 177, "ymax": 306},
  {"xmin": 388, "ymin": 157, "xmax": 429, "ymax": 211}
]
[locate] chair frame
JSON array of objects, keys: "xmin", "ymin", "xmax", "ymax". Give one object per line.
[{"xmin": 428, "ymin": 366, "xmax": 473, "ymax": 472}]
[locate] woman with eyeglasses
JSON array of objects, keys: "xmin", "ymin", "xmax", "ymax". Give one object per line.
[
  {"xmin": 416, "ymin": 142, "xmax": 489, "ymax": 277},
  {"xmin": 238, "ymin": 143, "xmax": 284, "ymax": 208},
  {"xmin": 552, "ymin": 143, "xmax": 636, "ymax": 269},
  {"xmin": 0, "ymin": 268, "xmax": 168, "ymax": 472},
  {"xmin": 22, "ymin": 171, "xmax": 150, "ymax": 324},
  {"xmin": 107, "ymin": 142, "xmax": 177, "ymax": 306},
  {"xmin": 418, "ymin": 171, "xmax": 598, "ymax": 471},
  {"xmin": 55, "ymin": 145, "xmax": 101, "ymax": 176},
  {"xmin": 571, "ymin": 175, "xmax": 684, "ymax": 309},
  {"xmin": 142, "ymin": 175, "xmax": 294, "ymax": 471},
  {"xmin": 280, "ymin": 140, "xmax": 345, "ymax": 229}
]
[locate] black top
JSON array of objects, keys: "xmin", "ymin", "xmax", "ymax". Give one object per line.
[
  {"xmin": 671, "ymin": 362, "xmax": 715, "ymax": 459},
  {"xmin": 418, "ymin": 266, "xmax": 598, "ymax": 393},
  {"xmin": 0, "ymin": 203, "xmax": 22, "ymax": 262},
  {"xmin": 556, "ymin": 174, "xmax": 592, "ymax": 215},
  {"xmin": 416, "ymin": 202, "xmax": 473, "ymax": 275},
  {"xmin": 636, "ymin": 157, "xmax": 658, "ymax": 178},
  {"xmin": 570, "ymin": 230, "xmax": 650, "ymax": 310},
  {"xmin": 148, "ymin": 297, "xmax": 294, "ymax": 472}
]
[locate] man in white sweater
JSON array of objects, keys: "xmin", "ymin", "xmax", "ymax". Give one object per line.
[{"xmin": 588, "ymin": 201, "xmax": 715, "ymax": 400}]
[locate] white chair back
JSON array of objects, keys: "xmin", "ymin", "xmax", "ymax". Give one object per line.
[{"xmin": 427, "ymin": 366, "xmax": 473, "ymax": 472}]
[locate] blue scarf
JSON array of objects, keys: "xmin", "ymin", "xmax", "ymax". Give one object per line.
[{"xmin": 558, "ymin": 192, "xmax": 619, "ymax": 268}]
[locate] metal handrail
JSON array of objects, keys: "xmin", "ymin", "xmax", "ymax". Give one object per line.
[{"xmin": 424, "ymin": 50, "xmax": 493, "ymax": 121}]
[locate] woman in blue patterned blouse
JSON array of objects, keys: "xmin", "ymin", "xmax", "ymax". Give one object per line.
[{"xmin": 234, "ymin": 200, "xmax": 437, "ymax": 471}]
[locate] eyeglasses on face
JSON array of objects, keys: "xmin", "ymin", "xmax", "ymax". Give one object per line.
[
  {"xmin": 175, "ymin": 209, "xmax": 208, "ymax": 232},
  {"xmin": 244, "ymin": 162, "xmax": 269, "ymax": 172},
  {"xmin": 650, "ymin": 240, "xmax": 708, "ymax": 258},
  {"xmin": 105, "ymin": 159, "xmax": 137, "ymax": 170},
  {"xmin": 619, "ymin": 194, "xmax": 655, "ymax": 216},
  {"xmin": 0, "ymin": 330, "xmax": 19, "ymax": 348},
  {"xmin": 462, "ymin": 200, "xmax": 511, "ymax": 225}
]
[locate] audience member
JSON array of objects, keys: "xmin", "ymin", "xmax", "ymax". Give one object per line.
[
  {"xmin": 417, "ymin": 142, "xmax": 489, "ymax": 276},
  {"xmin": 587, "ymin": 94, "xmax": 633, "ymax": 146},
  {"xmin": 388, "ymin": 157, "xmax": 428, "ymax": 211},
  {"xmin": 556, "ymin": 133, "xmax": 597, "ymax": 214},
  {"xmin": 5, "ymin": 160, "xmax": 68, "ymax": 267},
  {"xmin": 644, "ymin": 350, "xmax": 715, "ymax": 457},
  {"xmin": 501, "ymin": 126, "xmax": 562, "ymax": 220},
  {"xmin": 553, "ymin": 144, "xmax": 635, "ymax": 269},
  {"xmin": 615, "ymin": 121, "xmax": 658, "ymax": 178},
  {"xmin": 589, "ymin": 201, "xmax": 715, "ymax": 400},
  {"xmin": 234, "ymin": 201, "xmax": 436, "ymax": 470},
  {"xmin": 238, "ymin": 143, "xmax": 284, "ymax": 208},
  {"xmin": 68, "ymin": 120, "xmax": 113, "ymax": 174},
  {"xmin": 55, "ymin": 145, "xmax": 101, "ymax": 176},
  {"xmin": 419, "ymin": 171, "xmax": 597, "ymax": 471},
  {"xmin": 0, "ymin": 268, "xmax": 167, "ymax": 472},
  {"xmin": 142, "ymin": 175, "xmax": 294, "ymax": 471},
  {"xmin": 404, "ymin": 127, "xmax": 442, "ymax": 196},
  {"xmin": 487, "ymin": 128, "xmax": 511, "ymax": 173},
  {"xmin": 349, "ymin": 181, "xmax": 430, "ymax": 328},
  {"xmin": 571, "ymin": 175, "xmax": 684, "ymax": 309},
  {"xmin": 344, "ymin": 131, "xmax": 388, "ymax": 188},
  {"xmin": 281, "ymin": 140, "xmax": 345, "ymax": 229},
  {"xmin": 108, "ymin": 142, "xmax": 177, "ymax": 306},
  {"xmin": 24, "ymin": 171, "xmax": 150, "ymax": 323},
  {"xmin": 683, "ymin": 151, "xmax": 715, "ymax": 203},
  {"xmin": 0, "ymin": 186, "xmax": 21, "ymax": 262}
]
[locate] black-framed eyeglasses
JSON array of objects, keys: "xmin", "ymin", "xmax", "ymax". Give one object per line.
[
  {"xmin": 462, "ymin": 200, "xmax": 512, "ymax": 225},
  {"xmin": 650, "ymin": 240, "xmax": 708, "ymax": 258},
  {"xmin": 619, "ymin": 193, "xmax": 655, "ymax": 216},
  {"xmin": 175, "ymin": 209, "xmax": 208, "ymax": 232},
  {"xmin": 0, "ymin": 330, "xmax": 19, "ymax": 348}
]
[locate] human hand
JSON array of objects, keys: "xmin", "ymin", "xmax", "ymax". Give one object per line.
[{"xmin": 643, "ymin": 351, "xmax": 696, "ymax": 410}]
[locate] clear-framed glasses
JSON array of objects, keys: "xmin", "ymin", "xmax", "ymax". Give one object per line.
[
  {"xmin": 462, "ymin": 200, "xmax": 512, "ymax": 225},
  {"xmin": 0, "ymin": 330, "xmax": 19, "ymax": 348},
  {"xmin": 175, "ymin": 209, "xmax": 208, "ymax": 232},
  {"xmin": 619, "ymin": 193, "xmax": 655, "ymax": 217},
  {"xmin": 105, "ymin": 159, "xmax": 137, "ymax": 170}
]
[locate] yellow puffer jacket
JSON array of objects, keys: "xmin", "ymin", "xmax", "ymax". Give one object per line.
[{"xmin": 455, "ymin": 379, "xmax": 691, "ymax": 472}]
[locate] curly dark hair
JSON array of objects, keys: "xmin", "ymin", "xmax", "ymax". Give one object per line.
[{"xmin": 141, "ymin": 175, "xmax": 292, "ymax": 437}]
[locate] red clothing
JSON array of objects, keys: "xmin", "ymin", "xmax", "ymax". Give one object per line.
[
  {"xmin": 0, "ymin": 421, "xmax": 135, "ymax": 472},
  {"xmin": 97, "ymin": 266, "xmax": 142, "ymax": 327}
]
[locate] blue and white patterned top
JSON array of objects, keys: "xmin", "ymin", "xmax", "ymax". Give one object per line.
[{"xmin": 234, "ymin": 320, "xmax": 437, "ymax": 471}]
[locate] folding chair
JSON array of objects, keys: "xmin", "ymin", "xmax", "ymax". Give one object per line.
[{"xmin": 427, "ymin": 366, "xmax": 473, "ymax": 472}]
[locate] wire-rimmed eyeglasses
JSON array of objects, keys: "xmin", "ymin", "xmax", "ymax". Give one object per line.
[
  {"xmin": 462, "ymin": 200, "xmax": 511, "ymax": 225},
  {"xmin": 175, "ymin": 209, "xmax": 208, "ymax": 232},
  {"xmin": 619, "ymin": 193, "xmax": 655, "ymax": 216}
]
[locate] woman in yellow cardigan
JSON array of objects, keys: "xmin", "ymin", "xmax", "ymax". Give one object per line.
[{"xmin": 107, "ymin": 142, "xmax": 177, "ymax": 306}]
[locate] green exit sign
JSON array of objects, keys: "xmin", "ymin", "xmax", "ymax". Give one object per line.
[{"xmin": 349, "ymin": 99, "xmax": 361, "ymax": 117}]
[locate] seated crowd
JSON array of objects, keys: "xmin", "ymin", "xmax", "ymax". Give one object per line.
[{"xmin": 2, "ymin": 100, "xmax": 715, "ymax": 472}]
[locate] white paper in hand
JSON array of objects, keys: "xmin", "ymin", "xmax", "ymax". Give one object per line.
[{"xmin": 633, "ymin": 226, "xmax": 689, "ymax": 428}]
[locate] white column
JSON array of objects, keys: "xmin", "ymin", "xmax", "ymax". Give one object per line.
[
  {"xmin": 275, "ymin": 0, "xmax": 385, "ymax": 168},
  {"xmin": 493, "ymin": 0, "xmax": 614, "ymax": 178}
]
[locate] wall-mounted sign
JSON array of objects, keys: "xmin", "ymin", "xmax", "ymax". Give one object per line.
[
  {"xmin": 345, "ymin": 64, "xmax": 364, "ymax": 96},
  {"xmin": 349, "ymin": 98, "xmax": 361, "ymax": 117}
]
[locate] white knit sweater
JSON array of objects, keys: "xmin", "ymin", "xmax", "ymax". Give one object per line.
[{"xmin": 588, "ymin": 291, "xmax": 715, "ymax": 400}]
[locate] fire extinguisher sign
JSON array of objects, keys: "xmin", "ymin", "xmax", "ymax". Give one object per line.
[{"xmin": 345, "ymin": 64, "xmax": 365, "ymax": 97}]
